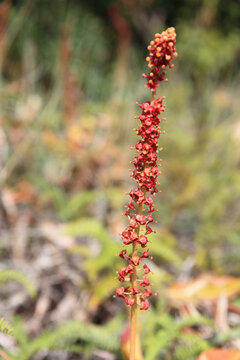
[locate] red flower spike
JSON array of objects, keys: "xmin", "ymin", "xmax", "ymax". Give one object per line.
[{"xmin": 116, "ymin": 28, "xmax": 176, "ymax": 310}]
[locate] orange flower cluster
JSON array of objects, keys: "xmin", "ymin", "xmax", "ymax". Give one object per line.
[{"xmin": 143, "ymin": 27, "xmax": 177, "ymax": 92}]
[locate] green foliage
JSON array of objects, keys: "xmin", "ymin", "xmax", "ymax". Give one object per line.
[
  {"xmin": 160, "ymin": 98, "xmax": 240, "ymax": 273},
  {"xmin": 66, "ymin": 218, "xmax": 119, "ymax": 308},
  {"xmin": 174, "ymin": 333, "xmax": 209, "ymax": 360},
  {"xmin": 58, "ymin": 187, "xmax": 123, "ymax": 220},
  {"xmin": 178, "ymin": 26, "xmax": 240, "ymax": 81},
  {"xmin": 212, "ymin": 326, "xmax": 240, "ymax": 346},
  {"xmin": 149, "ymin": 230, "xmax": 182, "ymax": 267},
  {"xmin": 59, "ymin": 190, "xmax": 99, "ymax": 219},
  {"xmin": 10, "ymin": 318, "xmax": 119, "ymax": 360},
  {"xmin": 141, "ymin": 302, "xmax": 212, "ymax": 360},
  {"xmin": 0, "ymin": 317, "xmax": 14, "ymax": 336},
  {"xmin": 66, "ymin": 218, "xmax": 118, "ymax": 279},
  {"xmin": 0, "ymin": 269, "xmax": 36, "ymax": 298}
]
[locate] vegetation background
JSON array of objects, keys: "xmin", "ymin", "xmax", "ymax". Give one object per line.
[{"xmin": 0, "ymin": 0, "xmax": 240, "ymax": 359}]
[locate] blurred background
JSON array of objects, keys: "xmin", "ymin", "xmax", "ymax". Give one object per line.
[{"xmin": 0, "ymin": 0, "xmax": 240, "ymax": 359}]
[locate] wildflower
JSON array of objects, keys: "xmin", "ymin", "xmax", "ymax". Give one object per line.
[{"xmin": 116, "ymin": 28, "xmax": 176, "ymax": 313}]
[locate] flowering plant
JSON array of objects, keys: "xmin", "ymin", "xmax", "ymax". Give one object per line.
[{"xmin": 115, "ymin": 27, "xmax": 177, "ymax": 359}]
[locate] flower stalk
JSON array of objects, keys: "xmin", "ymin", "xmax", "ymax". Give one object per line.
[{"xmin": 116, "ymin": 28, "xmax": 177, "ymax": 360}]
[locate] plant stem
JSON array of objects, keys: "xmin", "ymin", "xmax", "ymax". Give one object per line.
[
  {"xmin": 129, "ymin": 201, "xmax": 143, "ymax": 360},
  {"xmin": 129, "ymin": 298, "xmax": 137, "ymax": 360}
]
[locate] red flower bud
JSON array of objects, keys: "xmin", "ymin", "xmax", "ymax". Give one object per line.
[
  {"xmin": 143, "ymin": 289, "xmax": 152, "ymax": 298},
  {"xmin": 137, "ymin": 235, "xmax": 148, "ymax": 248},
  {"xmin": 130, "ymin": 231, "xmax": 138, "ymax": 242},
  {"xmin": 140, "ymin": 299, "xmax": 150, "ymax": 310},
  {"xmin": 141, "ymin": 250, "xmax": 149, "ymax": 258},
  {"xmin": 126, "ymin": 297, "xmax": 135, "ymax": 306},
  {"xmin": 140, "ymin": 276, "xmax": 150, "ymax": 287},
  {"xmin": 130, "ymin": 255, "xmax": 141, "ymax": 266},
  {"xmin": 119, "ymin": 249, "xmax": 127, "ymax": 259},
  {"xmin": 146, "ymin": 226, "xmax": 153, "ymax": 234},
  {"xmin": 129, "ymin": 218, "xmax": 138, "ymax": 229},
  {"xmin": 116, "ymin": 287, "xmax": 125, "ymax": 298},
  {"xmin": 136, "ymin": 215, "xmax": 146, "ymax": 225},
  {"xmin": 147, "ymin": 215, "xmax": 154, "ymax": 223},
  {"xmin": 123, "ymin": 238, "xmax": 131, "ymax": 245},
  {"xmin": 128, "ymin": 200, "xmax": 135, "ymax": 209},
  {"xmin": 131, "ymin": 286, "xmax": 141, "ymax": 295},
  {"xmin": 143, "ymin": 264, "xmax": 151, "ymax": 274},
  {"xmin": 125, "ymin": 265, "xmax": 134, "ymax": 274}
]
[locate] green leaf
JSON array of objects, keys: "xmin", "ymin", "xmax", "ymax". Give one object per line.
[
  {"xmin": 0, "ymin": 318, "xmax": 14, "ymax": 336},
  {"xmin": 0, "ymin": 270, "xmax": 36, "ymax": 298}
]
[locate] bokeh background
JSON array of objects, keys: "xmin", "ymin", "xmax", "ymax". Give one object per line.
[{"xmin": 0, "ymin": 0, "xmax": 240, "ymax": 359}]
